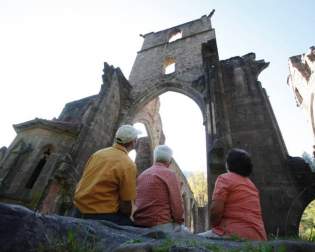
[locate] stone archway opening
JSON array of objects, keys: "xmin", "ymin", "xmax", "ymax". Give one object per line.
[
  {"xmin": 159, "ymin": 91, "xmax": 206, "ymax": 175},
  {"xmin": 299, "ymin": 199, "xmax": 315, "ymax": 241},
  {"xmin": 159, "ymin": 91, "xmax": 207, "ymax": 204},
  {"xmin": 128, "ymin": 122, "xmax": 148, "ymax": 162},
  {"xmin": 158, "ymin": 91, "xmax": 207, "ymax": 231}
]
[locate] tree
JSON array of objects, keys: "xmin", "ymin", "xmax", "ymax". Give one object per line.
[
  {"xmin": 188, "ymin": 171, "xmax": 208, "ymax": 207},
  {"xmin": 300, "ymin": 200, "xmax": 315, "ymax": 241}
]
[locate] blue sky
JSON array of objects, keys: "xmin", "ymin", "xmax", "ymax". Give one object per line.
[{"xmin": 0, "ymin": 0, "xmax": 314, "ymax": 173}]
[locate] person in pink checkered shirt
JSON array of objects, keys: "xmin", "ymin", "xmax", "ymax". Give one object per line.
[{"xmin": 133, "ymin": 145, "xmax": 185, "ymax": 233}]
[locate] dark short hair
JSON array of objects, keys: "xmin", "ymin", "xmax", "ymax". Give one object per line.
[{"xmin": 226, "ymin": 148, "xmax": 253, "ymax": 177}]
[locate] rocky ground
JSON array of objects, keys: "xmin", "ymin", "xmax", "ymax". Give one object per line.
[{"xmin": 1, "ymin": 203, "xmax": 315, "ymax": 252}]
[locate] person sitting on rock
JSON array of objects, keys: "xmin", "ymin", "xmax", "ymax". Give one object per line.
[
  {"xmin": 73, "ymin": 124, "xmax": 141, "ymax": 225},
  {"xmin": 198, "ymin": 148, "xmax": 267, "ymax": 240},
  {"xmin": 133, "ymin": 145, "xmax": 185, "ymax": 232}
]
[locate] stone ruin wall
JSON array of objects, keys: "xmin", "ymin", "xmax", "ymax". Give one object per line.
[
  {"xmin": 288, "ymin": 46, "xmax": 315, "ymax": 155},
  {"xmin": 0, "ymin": 65, "xmax": 199, "ymax": 231}
]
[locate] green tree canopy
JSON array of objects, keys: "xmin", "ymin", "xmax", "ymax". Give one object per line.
[{"xmin": 300, "ymin": 200, "xmax": 315, "ymax": 241}]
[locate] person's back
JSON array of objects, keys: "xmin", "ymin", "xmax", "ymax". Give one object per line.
[
  {"xmin": 212, "ymin": 172, "xmax": 266, "ymax": 240},
  {"xmin": 199, "ymin": 148, "xmax": 267, "ymax": 240},
  {"xmin": 134, "ymin": 163, "xmax": 183, "ymax": 227},
  {"xmin": 74, "ymin": 144, "xmax": 136, "ymax": 214},
  {"xmin": 73, "ymin": 124, "xmax": 140, "ymax": 225},
  {"xmin": 133, "ymin": 145, "xmax": 184, "ymax": 232}
]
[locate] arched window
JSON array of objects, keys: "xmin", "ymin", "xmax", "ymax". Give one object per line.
[
  {"xmin": 25, "ymin": 148, "xmax": 51, "ymax": 189},
  {"xmin": 164, "ymin": 57, "xmax": 176, "ymax": 75},
  {"xmin": 168, "ymin": 30, "xmax": 182, "ymax": 43}
]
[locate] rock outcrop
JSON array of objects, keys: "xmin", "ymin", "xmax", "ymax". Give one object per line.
[{"xmin": 1, "ymin": 203, "xmax": 315, "ymax": 252}]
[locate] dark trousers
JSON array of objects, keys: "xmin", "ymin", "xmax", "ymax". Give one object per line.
[{"xmin": 74, "ymin": 208, "xmax": 134, "ymax": 226}]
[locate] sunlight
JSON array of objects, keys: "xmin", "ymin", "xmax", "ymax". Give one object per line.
[
  {"xmin": 159, "ymin": 91, "xmax": 206, "ymax": 174},
  {"xmin": 129, "ymin": 150, "xmax": 136, "ymax": 161},
  {"xmin": 164, "ymin": 57, "xmax": 176, "ymax": 75},
  {"xmin": 133, "ymin": 122, "xmax": 148, "ymax": 137}
]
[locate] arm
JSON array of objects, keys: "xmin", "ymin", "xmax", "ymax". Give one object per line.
[
  {"xmin": 168, "ymin": 174, "xmax": 184, "ymax": 224},
  {"xmin": 119, "ymin": 163, "xmax": 137, "ymax": 217},
  {"xmin": 210, "ymin": 199, "xmax": 225, "ymax": 227},
  {"xmin": 119, "ymin": 200, "xmax": 132, "ymax": 216},
  {"xmin": 210, "ymin": 175, "xmax": 229, "ymax": 227}
]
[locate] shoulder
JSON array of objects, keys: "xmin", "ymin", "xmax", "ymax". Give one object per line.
[
  {"xmin": 215, "ymin": 172, "xmax": 236, "ymax": 187},
  {"xmin": 216, "ymin": 172, "xmax": 231, "ymax": 181},
  {"xmin": 93, "ymin": 147, "xmax": 114, "ymax": 156},
  {"xmin": 159, "ymin": 168, "xmax": 177, "ymax": 181}
]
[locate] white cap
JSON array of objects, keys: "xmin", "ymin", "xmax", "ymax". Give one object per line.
[
  {"xmin": 154, "ymin": 145, "xmax": 173, "ymax": 163},
  {"xmin": 115, "ymin": 125, "xmax": 141, "ymax": 144}
]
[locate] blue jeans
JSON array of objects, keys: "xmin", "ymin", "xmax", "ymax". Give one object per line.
[{"xmin": 74, "ymin": 208, "xmax": 134, "ymax": 226}]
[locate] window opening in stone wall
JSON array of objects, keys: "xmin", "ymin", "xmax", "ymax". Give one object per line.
[
  {"xmin": 168, "ymin": 30, "xmax": 182, "ymax": 43},
  {"xmin": 25, "ymin": 148, "xmax": 51, "ymax": 189},
  {"xmin": 299, "ymin": 200, "xmax": 315, "ymax": 241},
  {"xmin": 133, "ymin": 122, "xmax": 152, "ymax": 173},
  {"xmin": 164, "ymin": 57, "xmax": 176, "ymax": 75}
]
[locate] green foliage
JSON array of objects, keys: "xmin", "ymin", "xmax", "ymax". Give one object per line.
[
  {"xmin": 205, "ymin": 243, "xmax": 285, "ymax": 252},
  {"xmin": 152, "ymin": 238, "xmax": 174, "ymax": 252},
  {"xmin": 38, "ymin": 229, "xmax": 99, "ymax": 252},
  {"xmin": 151, "ymin": 237, "xmax": 283, "ymax": 252},
  {"xmin": 188, "ymin": 171, "xmax": 208, "ymax": 207},
  {"xmin": 300, "ymin": 200, "xmax": 315, "ymax": 241}
]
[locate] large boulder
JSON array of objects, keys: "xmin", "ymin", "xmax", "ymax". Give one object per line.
[{"xmin": 1, "ymin": 203, "xmax": 315, "ymax": 252}]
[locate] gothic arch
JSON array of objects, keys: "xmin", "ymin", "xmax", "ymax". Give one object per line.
[
  {"xmin": 130, "ymin": 81, "xmax": 206, "ymax": 123},
  {"xmin": 284, "ymin": 183, "xmax": 315, "ymax": 235},
  {"xmin": 25, "ymin": 144, "xmax": 55, "ymax": 189},
  {"xmin": 132, "ymin": 119, "xmax": 155, "ymax": 148}
]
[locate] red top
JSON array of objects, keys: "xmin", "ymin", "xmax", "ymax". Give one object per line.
[
  {"xmin": 212, "ymin": 172, "xmax": 267, "ymax": 240},
  {"xmin": 134, "ymin": 162, "xmax": 184, "ymax": 227}
]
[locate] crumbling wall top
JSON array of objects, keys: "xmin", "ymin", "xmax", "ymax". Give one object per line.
[{"xmin": 140, "ymin": 14, "xmax": 213, "ymax": 52}]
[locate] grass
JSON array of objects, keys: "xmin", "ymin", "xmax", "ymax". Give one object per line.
[
  {"xmin": 123, "ymin": 238, "xmax": 144, "ymax": 245},
  {"xmin": 268, "ymin": 232, "xmax": 315, "ymax": 243},
  {"xmin": 151, "ymin": 237, "xmax": 288, "ymax": 252}
]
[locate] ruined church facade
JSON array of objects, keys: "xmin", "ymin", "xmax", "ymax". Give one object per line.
[
  {"xmin": 0, "ymin": 13, "xmax": 315, "ymax": 236},
  {"xmin": 288, "ymin": 46, "xmax": 315, "ymax": 155}
]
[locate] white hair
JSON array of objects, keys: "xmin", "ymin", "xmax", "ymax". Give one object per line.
[{"xmin": 154, "ymin": 145, "xmax": 173, "ymax": 163}]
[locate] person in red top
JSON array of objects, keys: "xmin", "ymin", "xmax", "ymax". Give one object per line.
[
  {"xmin": 199, "ymin": 148, "xmax": 267, "ymax": 240},
  {"xmin": 133, "ymin": 145, "xmax": 185, "ymax": 232}
]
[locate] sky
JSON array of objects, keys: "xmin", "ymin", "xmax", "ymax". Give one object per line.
[{"xmin": 0, "ymin": 0, "xmax": 314, "ymax": 174}]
